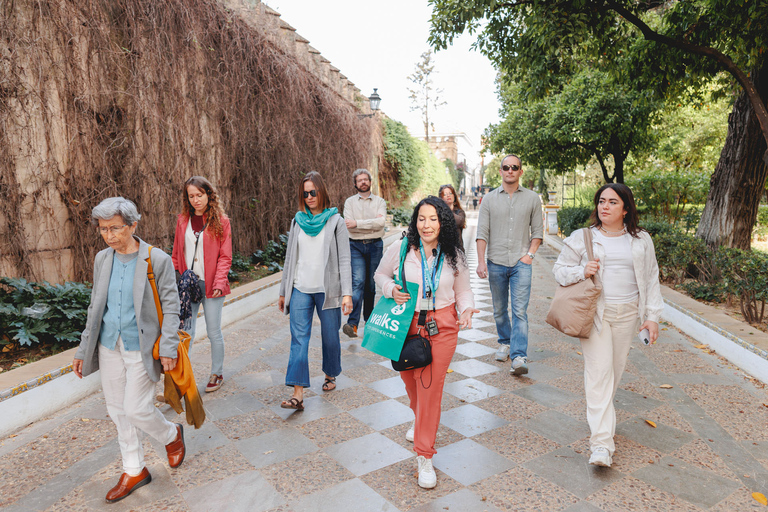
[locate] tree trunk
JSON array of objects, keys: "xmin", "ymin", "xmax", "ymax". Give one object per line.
[{"xmin": 697, "ymin": 61, "xmax": 768, "ymax": 250}]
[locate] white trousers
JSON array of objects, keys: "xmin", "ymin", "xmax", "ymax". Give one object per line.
[
  {"xmin": 580, "ymin": 301, "xmax": 638, "ymax": 454},
  {"xmin": 99, "ymin": 336, "xmax": 177, "ymax": 476}
]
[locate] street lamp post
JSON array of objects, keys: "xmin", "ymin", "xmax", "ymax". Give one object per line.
[{"xmin": 358, "ymin": 88, "xmax": 381, "ymax": 118}]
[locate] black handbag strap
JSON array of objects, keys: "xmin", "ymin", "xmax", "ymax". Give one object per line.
[{"xmin": 190, "ymin": 219, "xmax": 208, "ymax": 273}]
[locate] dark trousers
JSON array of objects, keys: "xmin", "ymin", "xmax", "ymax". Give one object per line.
[{"xmin": 347, "ymin": 239, "xmax": 383, "ymax": 327}]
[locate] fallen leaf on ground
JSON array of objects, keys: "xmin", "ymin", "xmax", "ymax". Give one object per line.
[
  {"xmin": 762, "ymin": 403, "xmax": 768, "ymax": 409},
  {"xmin": 577, "ymin": 351, "xmax": 582, "ymax": 355},
  {"xmin": 81, "ymin": 418, "xmax": 90, "ymax": 422},
  {"xmin": 645, "ymin": 420, "xmax": 657, "ymax": 428},
  {"xmin": 446, "ymin": 369, "xmax": 454, "ymax": 373},
  {"xmin": 659, "ymin": 384, "xmax": 674, "ymax": 389},
  {"xmin": 694, "ymin": 344, "xmax": 708, "ymax": 349},
  {"xmin": 752, "ymin": 492, "xmax": 767, "ymax": 506}
]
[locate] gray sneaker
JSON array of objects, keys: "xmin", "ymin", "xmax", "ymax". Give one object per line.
[
  {"xmin": 342, "ymin": 323, "xmax": 358, "ymax": 338},
  {"xmin": 511, "ymin": 356, "xmax": 528, "ymax": 375},
  {"xmin": 495, "ymin": 344, "xmax": 510, "ymax": 361}
]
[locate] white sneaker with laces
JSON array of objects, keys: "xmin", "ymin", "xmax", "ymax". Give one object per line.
[
  {"xmin": 406, "ymin": 422, "xmax": 415, "ymax": 442},
  {"xmin": 589, "ymin": 447, "xmax": 612, "ymax": 467},
  {"xmin": 416, "ymin": 455, "xmax": 437, "ymax": 488},
  {"xmin": 511, "ymin": 356, "xmax": 528, "ymax": 375},
  {"xmin": 495, "ymin": 344, "xmax": 510, "ymax": 361}
]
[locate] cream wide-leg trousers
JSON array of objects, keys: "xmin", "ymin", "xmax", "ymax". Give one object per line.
[
  {"xmin": 580, "ymin": 301, "xmax": 638, "ymax": 454},
  {"xmin": 99, "ymin": 336, "xmax": 177, "ymax": 476}
]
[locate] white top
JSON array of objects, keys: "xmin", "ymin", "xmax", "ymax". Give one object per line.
[
  {"xmin": 184, "ymin": 221, "xmax": 205, "ymax": 280},
  {"xmin": 594, "ymin": 231, "xmax": 638, "ymax": 304},
  {"xmin": 294, "ymin": 224, "xmax": 327, "ymax": 294}
]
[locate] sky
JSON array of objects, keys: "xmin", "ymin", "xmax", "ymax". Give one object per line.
[{"xmin": 263, "ymin": 0, "xmax": 500, "ymax": 168}]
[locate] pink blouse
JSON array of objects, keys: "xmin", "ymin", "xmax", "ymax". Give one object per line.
[{"xmin": 374, "ymin": 239, "xmax": 475, "ymax": 314}]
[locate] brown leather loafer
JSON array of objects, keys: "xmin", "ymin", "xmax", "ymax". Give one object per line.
[
  {"xmin": 165, "ymin": 423, "xmax": 185, "ymax": 468},
  {"xmin": 105, "ymin": 468, "xmax": 151, "ymax": 503}
]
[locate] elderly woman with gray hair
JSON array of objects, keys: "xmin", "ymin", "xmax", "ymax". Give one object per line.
[{"xmin": 72, "ymin": 197, "xmax": 186, "ymax": 503}]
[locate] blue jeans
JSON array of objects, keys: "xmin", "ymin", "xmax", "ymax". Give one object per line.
[
  {"xmin": 347, "ymin": 239, "xmax": 383, "ymax": 328},
  {"xmin": 487, "ymin": 260, "xmax": 532, "ymax": 360},
  {"xmin": 286, "ymin": 290, "xmax": 342, "ymax": 388},
  {"xmin": 186, "ymin": 281, "xmax": 226, "ymax": 377}
]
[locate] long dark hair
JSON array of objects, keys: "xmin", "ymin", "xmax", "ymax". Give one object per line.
[
  {"xmin": 439, "ymin": 184, "xmax": 465, "ymax": 223},
  {"xmin": 183, "ymin": 176, "xmax": 226, "ymax": 241},
  {"xmin": 406, "ymin": 196, "xmax": 465, "ymax": 273},
  {"xmin": 589, "ymin": 183, "xmax": 643, "ymax": 237}
]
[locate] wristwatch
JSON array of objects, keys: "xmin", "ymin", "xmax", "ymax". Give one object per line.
[{"xmin": 526, "ymin": 252, "xmax": 536, "ymax": 260}]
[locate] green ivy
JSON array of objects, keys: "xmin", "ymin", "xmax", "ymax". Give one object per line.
[{"xmin": 0, "ymin": 278, "xmax": 91, "ymax": 348}]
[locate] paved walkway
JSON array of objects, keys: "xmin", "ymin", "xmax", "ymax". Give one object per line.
[{"xmin": 1, "ymin": 215, "xmax": 768, "ymax": 511}]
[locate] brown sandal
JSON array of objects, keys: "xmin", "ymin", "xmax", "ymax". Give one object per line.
[
  {"xmin": 322, "ymin": 377, "xmax": 337, "ymax": 392},
  {"xmin": 280, "ymin": 397, "xmax": 304, "ymax": 410}
]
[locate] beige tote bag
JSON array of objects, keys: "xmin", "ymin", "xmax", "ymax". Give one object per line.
[{"xmin": 546, "ymin": 228, "xmax": 602, "ymax": 338}]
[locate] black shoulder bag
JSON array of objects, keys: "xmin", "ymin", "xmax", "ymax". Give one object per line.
[{"xmin": 391, "ymin": 255, "xmax": 433, "ymax": 372}]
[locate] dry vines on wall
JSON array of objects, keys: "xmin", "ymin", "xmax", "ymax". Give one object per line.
[{"xmin": 0, "ymin": 0, "xmax": 378, "ymax": 282}]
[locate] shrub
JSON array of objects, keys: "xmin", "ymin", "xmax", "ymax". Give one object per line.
[
  {"xmin": 753, "ymin": 205, "xmax": 768, "ymax": 240},
  {"xmin": 626, "ymin": 169, "xmax": 709, "ymax": 224},
  {"xmin": 558, "ymin": 206, "xmax": 592, "ymax": 237},
  {"xmin": 0, "ymin": 278, "xmax": 91, "ymax": 348},
  {"xmin": 251, "ymin": 232, "xmax": 289, "ymax": 272},
  {"xmin": 388, "ymin": 207, "xmax": 413, "ymax": 227}
]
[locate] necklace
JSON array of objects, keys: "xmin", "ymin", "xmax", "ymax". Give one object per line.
[{"xmin": 599, "ymin": 225, "xmax": 626, "ymax": 236}]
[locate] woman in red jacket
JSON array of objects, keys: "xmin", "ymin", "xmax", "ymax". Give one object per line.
[{"xmin": 172, "ymin": 176, "xmax": 232, "ymax": 392}]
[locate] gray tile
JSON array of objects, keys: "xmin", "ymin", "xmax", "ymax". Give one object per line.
[
  {"xmin": 367, "ymin": 376, "xmax": 407, "ymax": 398},
  {"xmin": 467, "ymin": 318, "xmax": 495, "ymax": 329},
  {"xmin": 262, "ymin": 352, "xmax": 290, "ymax": 370},
  {"xmin": 183, "ymin": 470, "xmax": 285, "ymax": 512},
  {"xmin": 180, "ymin": 421, "xmax": 230, "ymax": 457},
  {"xmin": 324, "ymin": 432, "xmax": 413, "ymax": 476},
  {"xmin": 341, "ymin": 353, "xmax": 377, "ymax": 370},
  {"xmin": 669, "ymin": 373, "xmax": 734, "ymax": 386},
  {"xmin": 524, "ymin": 447, "xmax": 623, "ymax": 499},
  {"xmin": 231, "ymin": 370, "xmax": 284, "ymax": 391},
  {"xmin": 742, "ymin": 440, "xmax": 768, "ymax": 460},
  {"xmin": 616, "ymin": 417, "xmax": 696, "ymax": 454},
  {"xmin": 348, "ymin": 399, "xmax": 414, "ymax": 430},
  {"xmin": 288, "ymin": 478, "xmax": 399, "ymax": 511},
  {"xmin": 472, "ymin": 310, "xmax": 493, "ymax": 318},
  {"xmin": 458, "ymin": 329, "xmax": 497, "ymax": 342},
  {"xmin": 203, "ymin": 392, "xmax": 265, "ymax": 421},
  {"xmin": 632, "ymin": 456, "xmax": 741, "ymax": 509},
  {"xmin": 524, "ymin": 361, "xmax": 568, "ymax": 382},
  {"xmin": 440, "ymin": 404, "xmax": 509, "ymax": 437},
  {"xmin": 410, "ymin": 488, "xmax": 505, "ymax": 512},
  {"xmin": 306, "ymin": 373, "xmax": 359, "ymax": 395},
  {"xmin": 528, "ymin": 348, "xmax": 560, "ymax": 361},
  {"xmin": 444, "ymin": 378, "xmax": 504, "ymax": 403},
  {"xmin": 449, "ymin": 359, "xmax": 501, "ymax": 378},
  {"xmin": 562, "ymin": 500, "xmax": 609, "ymax": 512},
  {"xmin": 612, "ymin": 388, "xmax": 661, "ymax": 415},
  {"xmin": 454, "ymin": 342, "xmax": 497, "ymax": 358},
  {"xmin": 235, "ymin": 427, "xmax": 318, "ymax": 468},
  {"xmin": 473, "ymin": 300, "xmax": 493, "ymax": 308},
  {"xmin": 513, "ymin": 383, "xmax": 580, "ymax": 408},
  {"xmin": 525, "ymin": 410, "xmax": 591, "ymax": 445},
  {"xmin": 271, "ymin": 395, "xmax": 344, "ymax": 425},
  {"xmin": 432, "ymin": 439, "xmax": 515, "ymax": 485}
]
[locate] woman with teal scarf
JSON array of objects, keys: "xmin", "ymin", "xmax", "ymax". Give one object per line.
[{"xmin": 278, "ymin": 171, "xmax": 353, "ymax": 410}]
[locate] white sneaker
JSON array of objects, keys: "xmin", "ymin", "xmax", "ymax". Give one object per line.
[
  {"xmin": 495, "ymin": 344, "xmax": 510, "ymax": 361},
  {"xmin": 416, "ymin": 455, "xmax": 437, "ymax": 488},
  {"xmin": 589, "ymin": 447, "xmax": 612, "ymax": 467},
  {"xmin": 511, "ymin": 356, "xmax": 528, "ymax": 375},
  {"xmin": 405, "ymin": 422, "xmax": 415, "ymax": 442}
]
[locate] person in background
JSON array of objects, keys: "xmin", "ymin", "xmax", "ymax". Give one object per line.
[
  {"xmin": 278, "ymin": 171, "xmax": 353, "ymax": 409},
  {"xmin": 73, "ymin": 197, "xmax": 185, "ymax": 503},
  {"xmin": 476, "ymin": 154, "xmax": 543, "ymax": 375},
  {"xmin": 374, "ymin": 196, "xmax": 478, "ymax": 489},
  {"xmin": 439, "ymin": 183, "xmax": 466, "ymax": 248},
  {"xmin": 172, "ymin": 176, "xmax": 232, "ymax": 393},
  {"xmin": 552, "ymin": 183, "xmax": 663, "ymax": 468},
  {"xmin": 342, "ymin": 168, "xmax": 386, "ymax": 339}
]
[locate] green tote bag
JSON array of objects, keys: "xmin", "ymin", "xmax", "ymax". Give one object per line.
[{"xmin": 362, "ymin": 240, "xmax": 419, "ymax": 361}]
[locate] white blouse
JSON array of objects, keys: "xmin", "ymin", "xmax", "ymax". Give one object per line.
[
  {"xmin": 294, "ymin": 225, "xmax": 327, "ymax": 294},
  {"xmin": 594, "ymin": 231, "xmax": 639, "ymax": 304},
  {"xmin": 184, "ymin": 221, "xmax": 206, "ymax": 280}
]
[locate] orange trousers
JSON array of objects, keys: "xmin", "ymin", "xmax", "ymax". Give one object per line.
[{"xmin": 400, "ymin": 305, "xmax": 459, "ymax": 458}]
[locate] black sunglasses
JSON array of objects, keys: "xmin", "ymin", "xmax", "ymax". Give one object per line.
[
  {"xmin": 502, "ymin": 164, "xmax": 521, "ymax": 172},
  {"xmin": 303, "ymin": 190, "xmax": 318, "ymax": 198}
]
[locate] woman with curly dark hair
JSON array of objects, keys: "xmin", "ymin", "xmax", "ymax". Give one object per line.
[
  {"xmin": 374, "ymin": 196, "xmax": 478, "ymax": 489},
  {"xmin": 439, "ymin": 184, "xmax": 466, "ymax": 247},
  {"xmin": 171, "ymin": 176, "xmax": 232, "ymax": 393}
]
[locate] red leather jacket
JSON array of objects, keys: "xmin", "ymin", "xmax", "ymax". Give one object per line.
[{"xmin": 172, "ymin": 214, "xmax": 232, "ymax": 298}]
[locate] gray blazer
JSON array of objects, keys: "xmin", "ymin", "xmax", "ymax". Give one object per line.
[
  {"xmin": 279, "ymin": 214, "xmax": 352, "ymax": 314},
  {"xmin": 74, "ymin": 238, "xmax": 181, "ymax": 381}
]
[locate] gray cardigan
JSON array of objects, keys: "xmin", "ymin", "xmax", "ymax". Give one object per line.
[
  {"xmin": 75, "ymin": 238, "xmax": 181, "ymax": 381},
  {"xmin": 279, "ymin": 214, "xmax": 352, "ymax": 314}
]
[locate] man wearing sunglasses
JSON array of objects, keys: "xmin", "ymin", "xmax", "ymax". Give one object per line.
[
  {"xmin": 342, "ymin": 168, "xmax": 387, "ymax": 338},
  {"xmin": 476, "ymin": 154, "xmax": 543, "ymax": 376}
]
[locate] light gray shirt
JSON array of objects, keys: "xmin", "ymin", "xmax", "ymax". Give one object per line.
[
  {"xmin": 343, "ymin": 193, "xmax": 387, "ymax": 240},
  {"xmin": 476, "ymin": 185, "xmax": 544, "ymax": 266}
]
